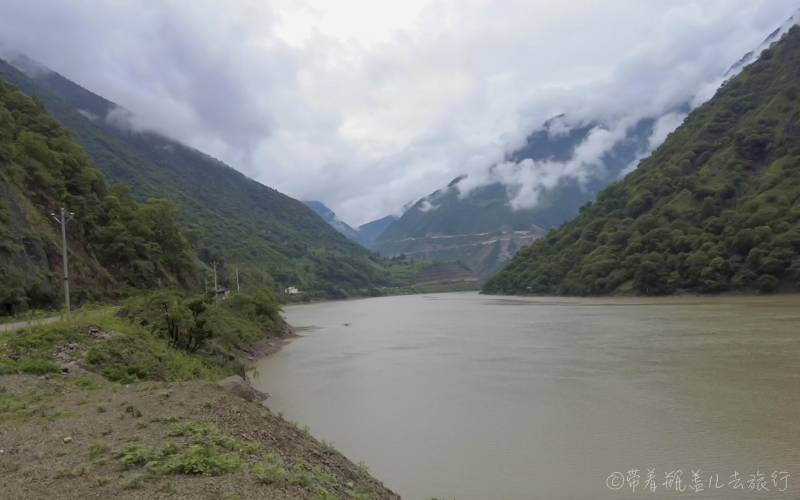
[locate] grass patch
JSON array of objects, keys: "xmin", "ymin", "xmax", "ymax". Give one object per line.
[
  {"xmin": 251, "ymin": 452, "xmax": 344, "ymax": 498},
  {"xmin": 116, "ymin": 422, "xmax": 256, "ymax": 477},
  {"xmin": 88, "ymin": 442, "xmax": 109, "ymax": 460},
  {"xmin": 167, "ymin": 421, "xmax": 259, "ymax": 454},
  {"xmin": 0, "ymin": 388, "xmax": 55, "ymax": 422},
  {"xmin": 252, "ymin": 454, "xmax": 288, "ymax": 485},
  {"xmin": 117, "ymin": 442, "xmax": 241, "ymax": 476},
  {"xmin": 15, "ymin": 358, "xmax": 61, "ymax": 375},
  {"xmin": 55, "ymin": 466, "xmax": 88, "ymax": 478},
  {"xmin": 161, "ymin": 444, "xmax": 241, "ymax": 475}
]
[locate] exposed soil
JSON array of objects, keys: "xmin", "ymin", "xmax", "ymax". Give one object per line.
[{"xmin": 0, "ymin": 368, "xmax": 399, "ymax": 500}]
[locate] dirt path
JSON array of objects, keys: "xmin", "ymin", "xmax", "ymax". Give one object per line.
[{"xmin": 0, "ymin": 316, "xmax": 60, "ymax": 333}]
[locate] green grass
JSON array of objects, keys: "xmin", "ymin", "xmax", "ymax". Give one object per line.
[
  {"xmin": 167, "ymin": 421, "xmax": 260, "ymax": 454},
  {"xmin": 252, "ymin": 454, "xmax": 289, "ymax": 484},
  {"xmin": 0, "ymin": 387, "xmax": 54, "ymax": 422},
  {"xmin": 117, "ymin": 424, "xmax": 252, "ymax": 476},
  {"xmin": 0, "ymin": 296, "xmax": 285, "ymax": 384}
]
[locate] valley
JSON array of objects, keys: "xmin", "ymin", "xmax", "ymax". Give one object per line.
[{"xmin": 1, "ymin": 4, "xmax": 800, "ymax": 500}]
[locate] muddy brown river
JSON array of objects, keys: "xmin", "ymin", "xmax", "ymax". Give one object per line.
[{"xmin": 252, "ymin": 292, "xmax": 800, "ymax": 499}]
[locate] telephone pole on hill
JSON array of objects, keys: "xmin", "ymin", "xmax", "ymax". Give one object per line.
[
  {"xmin": 212, "ymin": 261, "xmax": 218, "ymax": 299},
  {"xmin": 235, "ymin": 267, "xmax": 240, "ymax": 294},
  {"xmin": 50, "ymin": 208, "xmax": 73, "ymax": 315}
]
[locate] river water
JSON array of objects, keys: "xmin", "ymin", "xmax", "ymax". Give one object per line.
[{"xmin": 252, "ymin": 292, "xmax": 800, "ymax": 499}]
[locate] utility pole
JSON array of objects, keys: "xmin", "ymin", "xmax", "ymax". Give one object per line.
[
  {"xmin": 235, "ymin": 267, "xmax": 240, "ymax": 294},
  {"xmin": 50, "ymin": 208, "xmax": 73, "ymax": 316},
  {"xmin": 212, "ymin": 261, "xmax": 218, "ymax": 299}
]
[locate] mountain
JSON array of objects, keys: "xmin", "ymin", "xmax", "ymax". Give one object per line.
[
  {"xmin": 303, "ymin": 201, "xmax": 401, "ymax": 248},
  {"xmin": 485, "ymin": 26, "xmax": 800, "ymax": 296},
  {"xmin": 725, "ymin": 8, "xmax": 800, "ymax": 77},
  {"xmin": 303, "ymin": 200, "xmax": 360, "ymax": 242},
  {"xmin": 376, "ymin": 11, "xmax": 800, "ymax": 280},
  {"xmin": 0, "ymin": 79, "xmax": 198, "ymax": 314},
  {"xmin": 373, "ymin": 117, "xmax": 658, "ymax": 277},
  {"xmin": 356, "ymin": 215, "xmax": 398, "ymax": 247},
  {"xmin": 0, "ymin": 56, "xmax": 392, "ymax": 299}
]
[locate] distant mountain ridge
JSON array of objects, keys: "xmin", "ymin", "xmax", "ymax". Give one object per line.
[
  {"xmin": 374, "ymin": 11, "xmax": 800, "ymax": 279},
  {"xmin": 303, "ymin": 200, "xmax": 402, "ymax": 248},
  {"xmin": 373, "ymin": 116, "xmax": 658, "ymax": 277},
  {"xmin": 0, "ymin": 55, "xmax": 392, "ymax": 299},
  {"xmin": 302, "ymin": 200, "xmax": 360, "ymax": 241},
  {"xmin": 356, "ymin": 215, "xmax": 398, "ymax": 247}
]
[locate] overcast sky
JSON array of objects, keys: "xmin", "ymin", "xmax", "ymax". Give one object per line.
[{"xmin": 0, "ymin": 0, "xmax": 797, "ymax": 225}]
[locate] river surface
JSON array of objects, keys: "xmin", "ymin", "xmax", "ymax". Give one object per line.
[{"xmin": 252, "ymin": 292, "xmax": 800, "ymax": 499}]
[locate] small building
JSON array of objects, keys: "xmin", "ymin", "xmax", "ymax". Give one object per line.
[{"xmin": 284, "ymin": 286, "xmax": 301, "ymax": 295}]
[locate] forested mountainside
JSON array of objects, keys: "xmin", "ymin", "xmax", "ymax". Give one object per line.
[
  {"xmin": 0, "ymin": 57, "xmax": 392, "ymax": 299},
  {"xmin": 0, "ymin": 80, "xmax": 197, "ymax": 314},
  {"xmin": 485, "ymin": 27, "xmax": 800, "ymax": 296}
]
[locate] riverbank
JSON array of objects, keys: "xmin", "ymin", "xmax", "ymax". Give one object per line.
[{"xmin": 0, "ymin": 301, "xmax": 398, "ymax": 499}]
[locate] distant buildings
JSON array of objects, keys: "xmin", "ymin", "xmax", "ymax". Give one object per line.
[{"xmin": 284, "ymin": 286, "xmax": 301, "ymax": 295}]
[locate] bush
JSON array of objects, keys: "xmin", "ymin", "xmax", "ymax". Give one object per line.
[{"xmin": 252, "ymin": 454, "xmax": 289, "ymax": 485}]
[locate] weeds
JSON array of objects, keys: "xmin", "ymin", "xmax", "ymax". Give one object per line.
[
  {"xmin": 252, "ymin": 453, "xmax": 288, "ymax": 485},
  {"xmin": 168, "ymin": 421, "xmax": 259, "ymax": 454},
  {"xmin": 88, "ymin": 442, "xmax": 109, "ymax": 460}
]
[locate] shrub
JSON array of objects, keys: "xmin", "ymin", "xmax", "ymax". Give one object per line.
[{"xmin": 252, "ymin": 454, "xmax": 289, "ymax": 485}]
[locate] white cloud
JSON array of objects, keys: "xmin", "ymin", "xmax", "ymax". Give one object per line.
[{"xmin": 0, "ymin": 0, "xmax": 796, "ymax": 224}]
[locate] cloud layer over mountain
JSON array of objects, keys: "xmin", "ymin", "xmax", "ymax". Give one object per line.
[{"xmin": 0, "ymin": 0, "xmax": 796, "ymax": 224}]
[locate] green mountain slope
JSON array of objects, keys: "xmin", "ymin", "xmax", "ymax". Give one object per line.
[
  {"xmin": 485, "ymin": 27, "xmax": 800, "ymax": 296},
  {"xmin": 0, "ymin": 80, "xmax": 197, "ymax": 314},
  {"xmin": 0, "ymin": 57, "xmax": 391, "ymax": 298}
]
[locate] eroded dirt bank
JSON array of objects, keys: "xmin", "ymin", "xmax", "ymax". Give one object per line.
[{"xmin": 0, "ymin": 369, "xmax": 399, "ymax": 499}]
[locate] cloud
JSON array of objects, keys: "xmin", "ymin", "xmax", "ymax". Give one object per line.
[
  {"xmin": 417, "ymin": 199, "xmax": 440, "ymax": 213},
  {"xmin": 0, "ymin": 0, "xmax": 796, "ymax": 225}
]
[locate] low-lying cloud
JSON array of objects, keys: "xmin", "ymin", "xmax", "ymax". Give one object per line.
[{"xmin": 0, "ymin": 0, "xmax": 796, "ymax": 224}]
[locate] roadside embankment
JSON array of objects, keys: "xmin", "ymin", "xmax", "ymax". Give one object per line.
[{"xmin": 0, "ymin": 292, "xmax": 398, "ymax": 499}]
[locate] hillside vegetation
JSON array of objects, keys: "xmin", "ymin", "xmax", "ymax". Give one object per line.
[
  {"xmin": 0, "ymin": 291, "xmax": 397, "ymax": 499},
  {"xmin": 485, "ymin": 27, "xmax": 800, "ymax": 296},
  {"xmin": 0, "ymin": 80, "xmax": 197, "ymax": 314},
  {"xmin": 0, "ymin": 57, "xmax": 393, "ymax": 299}
]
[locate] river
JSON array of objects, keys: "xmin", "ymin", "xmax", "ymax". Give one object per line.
[{"xmin": 252, "ymin": 292, "xmax": 800, "ymax": 499}]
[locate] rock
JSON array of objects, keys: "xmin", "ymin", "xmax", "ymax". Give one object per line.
[
  {"xmin": 63, "ymin": 437, "xmax": 73, "ymax": 444},
  {"xmin": 54, "ymin": 343, "xmax": 81, "ymax": 363},
  {"xmin": 124, "ymin": 405, "xmax": 143, "ymax": 418},
  {"xmin": 86, "ymin": 327, "xmax": 111, "ymax": 339},
  {"xmin": 218, "ymin": 376, "xmax": 269, "ymax": 402}
]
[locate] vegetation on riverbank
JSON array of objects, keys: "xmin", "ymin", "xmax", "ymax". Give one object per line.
[
  {"xmin": 486, "ymin": 27, "xmax": 800, "ymax": 296},
  {"xmin": 0, "ymin": 289, "xmax": 284, "ymax": 382},
  {"xmin": 0, "ymin": 290, "xmax": 398, "ymax": 499}
]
